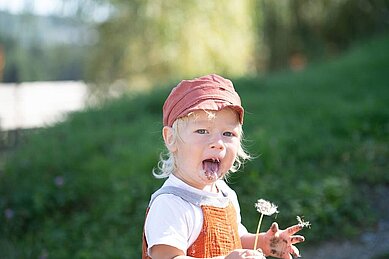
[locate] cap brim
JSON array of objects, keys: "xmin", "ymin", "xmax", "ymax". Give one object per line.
[{"xmin": 178, "ymin": 99, "xmax": 244, "ymax": 125}]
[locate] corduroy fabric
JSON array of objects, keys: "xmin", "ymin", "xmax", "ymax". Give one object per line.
[
  {"xmin": 162, "ymin": 74, "xmax": 244, "ymax": 127},
  {"xmin": 142, "ymin": 202, "xmax": 241, "ymax": 258},
  {"xmin": 187, "ymin": 202, "xmax": 242, "ymax": 257}
]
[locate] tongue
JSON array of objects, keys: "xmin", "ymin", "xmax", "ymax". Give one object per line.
[{"xmin": 203, "ymin": 160, "xmax": 219, "ymax": 180}]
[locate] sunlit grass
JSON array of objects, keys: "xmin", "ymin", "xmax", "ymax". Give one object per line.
[{"xmin": 1, "ymin": 34, "xmax": 388, "ymax": 257}]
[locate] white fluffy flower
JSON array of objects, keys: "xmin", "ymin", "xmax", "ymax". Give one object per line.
[
  {"xmin": 254, "ymin": 199, "xmax": 279, "ymax": 216},
  {"xmin": 297, "ymin": 216, "xmax": 311, "ymax": 228}
]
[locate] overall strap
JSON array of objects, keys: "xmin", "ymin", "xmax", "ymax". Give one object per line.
[{"xmin": 149, "ymin": 185, "xmax": 230, "ymax": 208}]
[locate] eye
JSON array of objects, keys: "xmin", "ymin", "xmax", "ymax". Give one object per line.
[
  {"xmin": 223, "ymin": 131, "xmax": 236, "ymax": 137},
  {"xmin": 195, "ymin": 129, "xmax": 208, "ymax": 134}
]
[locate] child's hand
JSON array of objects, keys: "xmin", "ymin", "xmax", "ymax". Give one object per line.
[
  {"xmin": 225, "ymin": 248, "xmax": 266, "ymax": 259},
  {"xmin": 260, "ymin": 222, "xmax": 305, "ymax": 259}
]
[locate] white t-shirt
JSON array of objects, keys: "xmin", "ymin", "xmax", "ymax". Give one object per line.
[{"xmin": 144, "ymin": 174, "xmax": 248, "ymax": 255}]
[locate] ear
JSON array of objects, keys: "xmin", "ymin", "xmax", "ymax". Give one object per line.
[{"xmin": 162, "ymin": 126, "xmax": 177, "ymax": 153}]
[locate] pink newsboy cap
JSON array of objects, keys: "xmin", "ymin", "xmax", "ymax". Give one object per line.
[{"xmin": 163, "ymin": 74, "xmax": 244, "ymax": 127}]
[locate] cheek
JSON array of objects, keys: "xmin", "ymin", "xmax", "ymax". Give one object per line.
[
  {"xmin": 225, "ymin": 143, "xmax": 240, "ymax": 162},
  {"xmin": 227, "ymin": 139, "xmax": 240, "ymax": 153},
  {"xmin": 175, "ymin": 142, "xmax": 202, "ymax": 162}
]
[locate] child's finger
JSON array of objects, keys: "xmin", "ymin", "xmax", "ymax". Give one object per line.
[
  {"xmin": 290, "ymin": 245, "xmax": 301, "ymax": 258},
  {"xmin": 284, "ymin": 224, "xmax": 303, "ymax": 235},
  {"xmin": 290, "ymin": 235, "xmax": 305, "ymax": 244},
  {"xmin": 269, "ymin": 222, "xmax": 280, "ymax": 234}
]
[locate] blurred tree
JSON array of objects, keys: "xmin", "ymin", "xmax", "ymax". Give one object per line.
[
  {"xmin": 2, "ymin": 0, "xmax": 387, "ymax": 87},
  {"xmin": 254, "ymin": 0, "xmax": 389, "ymax": 72},
  {"xmin": 0, "ymin": 45, "xmax": 4, "ymax": 81},
  {"xmin": 86, "ymin": 0, "xmax": 255, "ymax": 92},
  {"xmin": 323, "ymin": 0, "xmax": 389, "ymax": 49},
  {"xmin": 87, "ymin": 0, "xmax": 388, "ymax": 92},
  {"xmin": 0, "ymin": 9, "xmax": 95, "ymax": 83}
]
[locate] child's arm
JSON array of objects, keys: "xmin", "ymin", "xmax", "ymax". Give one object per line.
[
  {"xmin": 240, "ymin": 222, "xmax": 305, "ymax": 259},
  {"xmin": 150, "ymin": 244, "xmax": 266, "ymax": 259}
]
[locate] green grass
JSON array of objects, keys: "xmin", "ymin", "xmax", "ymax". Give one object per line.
[{"xmin": 1, "ymin": 34, "xmax": 388, "ymax": 258}]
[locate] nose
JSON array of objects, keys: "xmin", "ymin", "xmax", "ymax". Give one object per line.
[{"xmin": 210, "ymin": 134, "xmax": 225, "ymax": 150}]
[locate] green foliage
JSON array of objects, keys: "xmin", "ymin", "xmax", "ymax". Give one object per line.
[
  {"xmin": 254, "ymin": 0, "xmax": 389, "ymax": 72},
  {"xmin": 1, "ymin": 40, "xmax": 88, "ymax": 83},
  {"xmin": 0, "ymin": 90, "xmax": 167, "ymax": 257},
  {"xmin": 256, "ymin": 0, "xmax": 389, "ymax": 71},
  {"xmin": 87, "ymin": 0, "xmax": 255, "ymax": 89},
  {"xmin": 3, "ymin": 0, "xmax": 388, "ymax": 86},
  {"xmin": 232, "ymin": 34, "xmax": 389, "ymax": 241},
  {"xmin": 1, "ymin": 35, "xmax": 389, "ymax": 257},
  {"xmin": 87, "ymin": 0, "xmax": 389, "ymax": 90},
  {"xmin": 0, "ymin": 11, "xmax": 90, "ymax": 83}
]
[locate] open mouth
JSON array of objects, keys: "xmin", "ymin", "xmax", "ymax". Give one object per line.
[{"xmin": 202, "ymin": 158, "xmax": 220, "ymax": 180}]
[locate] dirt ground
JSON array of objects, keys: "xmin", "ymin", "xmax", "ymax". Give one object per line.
[{"xmin": 300, "ymin": 185, "xmax": 389, "ymax": 259}]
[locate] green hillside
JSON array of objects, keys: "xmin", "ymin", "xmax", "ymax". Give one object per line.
[{"xmin": 1, "ymin": 35, "xmax": 388, "ymax": 258}]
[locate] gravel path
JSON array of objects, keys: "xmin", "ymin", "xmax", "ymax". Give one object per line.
[
  {"xmin": 300, "ymin": 185, "xmax": 389, "ymax": 259},
  {"xmin": 300, "ymin": 220, "xmax": 389, "ymax": 259}
]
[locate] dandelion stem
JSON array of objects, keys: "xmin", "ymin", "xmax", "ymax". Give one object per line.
[{"xmin": 253, "ymin": 213, "xmax": 264, "ymax": 250}]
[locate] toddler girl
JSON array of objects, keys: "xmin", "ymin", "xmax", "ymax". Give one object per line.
[{"xmin": 142, "ymin": 74, "xmax": 305, "ymax": 259}]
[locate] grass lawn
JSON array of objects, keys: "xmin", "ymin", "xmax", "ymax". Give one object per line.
[{"xmin": 1, "ymin": 34, "xmax": 388, "ymax": 258}]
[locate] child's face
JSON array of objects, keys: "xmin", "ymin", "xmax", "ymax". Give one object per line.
[{"xmin": 167, "ymin": 108, "xmax": 241, "ymax": 190}]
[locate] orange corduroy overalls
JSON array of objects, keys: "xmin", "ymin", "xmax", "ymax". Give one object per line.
[{"xmin": 142, "ymin": 186, "xmax": 242, "ymax": 258}]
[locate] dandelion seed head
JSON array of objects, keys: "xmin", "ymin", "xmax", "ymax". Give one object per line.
[
  {"xmin": 297, "ymin": 216, "xmax": 311, "ymax": 228},
  {"xmin": 254, "ymin": 199, "xmax": 279, "ymax": 216}
]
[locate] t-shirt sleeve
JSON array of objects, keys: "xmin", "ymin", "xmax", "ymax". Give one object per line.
[{"xmin": 144, "ymin": 194, "xmax": 194, "ymax": 255}]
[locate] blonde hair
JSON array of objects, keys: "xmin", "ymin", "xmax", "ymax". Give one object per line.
[{"xmin": 153, "ymin": 111, "xmax": 251, "ymax": 179}]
